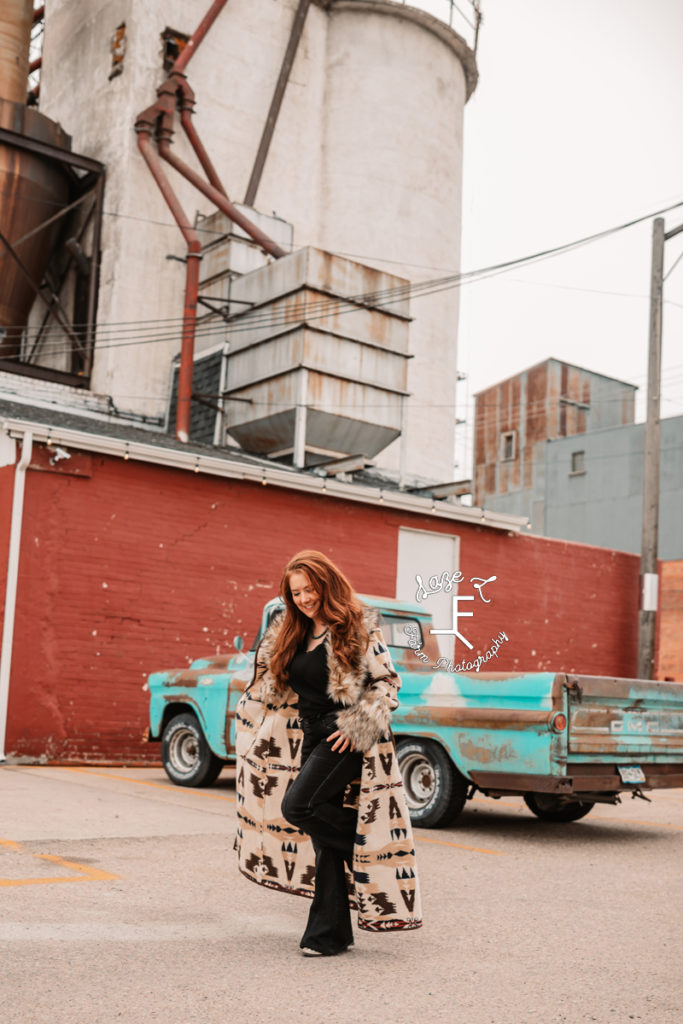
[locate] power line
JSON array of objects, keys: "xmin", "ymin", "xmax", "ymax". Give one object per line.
[
  {"xmin": 6, "ymin": 355, "xmax": 683, "ymax": 411},
  {"xmin": 505, "ymin": 277, "xmax": 683, "ymax": 311},
  {"xmin": 4, "ymin": 195, "xmax": 683, "ymax": 362},
  {"xmin": 6, "ymin": 384, "xmax": 683, "ymax": 416},
  {"xmin": 664, "ymin": 248, "xmax": 683, "ymax": 282}
]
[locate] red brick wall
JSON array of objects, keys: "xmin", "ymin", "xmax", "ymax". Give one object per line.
[
  {"xmin": 657, "ymin": 561, "xmax": 683, "ymax": 682},
  {"xmin": 3, "ymin": 443, "xmax": 641, "ymax": 762}
]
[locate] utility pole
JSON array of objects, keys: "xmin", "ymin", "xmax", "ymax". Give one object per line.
[
  {"xmin": 637, "ymin": 216, "xmax": 683, "ymax": 679},
  {"xmin": 638, "ymin": 218, "xmax": 664, "ymax": 680}
]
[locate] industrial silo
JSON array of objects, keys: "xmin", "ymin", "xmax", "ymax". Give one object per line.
[
  {"xmin": 29, "ymin": 0, "xmax": 477, "ymax": 483},
  {"xmin": 317, "ymin": 2, "xmax": 477, "ymax": 481}
]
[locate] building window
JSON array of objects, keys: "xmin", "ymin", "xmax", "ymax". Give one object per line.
[
  {"xmin": 570, "ymin": 450, "xmax": 585, "ymax": 475},
  {"xmin": 380, "ymin": 615, "xmax": 424, "ymax": 650},
  {"xmin": 500, "ymin": 431, "xmax": 516, "ymax": 462},
  {"xmin": 109, "ymin": 23, "xmax": 126, "ymax": 80},
  {"xmin": 162, "ymin": 27, "xmax": 190, "ymax": 70}
]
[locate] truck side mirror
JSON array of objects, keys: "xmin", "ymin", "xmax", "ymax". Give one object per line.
[{"xmin": 233, "ymin": 635, "xmax": 244, "ymax": 652}]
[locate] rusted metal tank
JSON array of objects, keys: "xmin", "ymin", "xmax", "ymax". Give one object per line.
[{"xmin": 0, "ymin": 0, "xmax": 71, "ymax": 357}]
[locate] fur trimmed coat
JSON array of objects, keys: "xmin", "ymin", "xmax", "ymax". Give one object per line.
[{"xmin": 234, "ymin": 608, "xmax": 422, "ymax": 932}]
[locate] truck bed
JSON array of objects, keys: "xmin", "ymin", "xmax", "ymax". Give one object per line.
[{"xmin": 393, "ymin": 671, "xmax": 683, "ymax": 796}]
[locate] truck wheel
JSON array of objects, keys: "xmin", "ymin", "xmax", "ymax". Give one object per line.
[
  {"xmin": 524, "ymin": 793, "xmax": 595, "ymax": 822},
  {"xmin": 396, "ymin": 739, "xmax": 468, "ymax": 828},
  {"xmin": 161, "ymin": 712, "xmax": 223, "ymax": 787}
]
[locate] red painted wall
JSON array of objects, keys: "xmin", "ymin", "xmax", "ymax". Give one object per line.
[
  {"xmin": 3, "ymin": 443, "xmax": 641, "ymax": 762},
  {"xmin": 658, "ymin": 560, "xmax": 683, "ymax": 682}
]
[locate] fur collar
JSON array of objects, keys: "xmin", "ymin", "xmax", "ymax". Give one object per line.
[{"xmin": 255, "ymin": 604, "xmax": 389, "ymax": 707}]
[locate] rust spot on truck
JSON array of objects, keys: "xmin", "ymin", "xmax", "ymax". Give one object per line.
[
  {"xmin": 162, "ymin": 692, "xmax": 195, "ymax": 704},
  {"xmin": 163, "ymin": 672, "xmax": 202, "ymax": 688},
  {"xmin": 161, "ymin": 656, "xmax": 238, "ymax": 687},
  {"xmin": 402, "ymin": 708, "xmax": 553, "ymax": 731},
  {"xmin": 458, "ymin": 737, "xmax": 516, "ymax": 765}
]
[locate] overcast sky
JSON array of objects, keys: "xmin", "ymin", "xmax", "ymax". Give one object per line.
[{"xmin": 450, "ymin": 0, "xmax": 683, "ymax": 473}]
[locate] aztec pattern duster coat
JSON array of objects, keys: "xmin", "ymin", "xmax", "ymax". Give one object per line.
[{"xmin": 234, "ymin": 608, "xmax": 422, "ymax": 931}]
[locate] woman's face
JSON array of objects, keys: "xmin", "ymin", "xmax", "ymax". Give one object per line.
[{"xmin": 288, "ymin": 570, "xmax": 322, "ymax": 622}]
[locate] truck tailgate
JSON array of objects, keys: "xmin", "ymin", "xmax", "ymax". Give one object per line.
[{"xmin": 567, "ymin": 676, "xmax": 683, "ymax": 758}]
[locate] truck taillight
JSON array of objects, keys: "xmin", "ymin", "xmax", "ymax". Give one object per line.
[{"xmin": 550, "ymin": 712, "xmax": 567, "ymax": 733}]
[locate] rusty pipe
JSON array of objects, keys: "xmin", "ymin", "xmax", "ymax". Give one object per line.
[
  {"xmin": 165, "ymin": 70, "xmax": 229, "ymax": 198},
  {"xmin": 172, "ymin": 0, "xmax": 229, "ymax": 75},
  {"xmin": 134, "ymin": 0, "xmax": 283, "ymax": 441},
  {"xmin": 179, "ymin": 104, "xmax": 228, "ymax": 198},
  {"xmin": 177, "ymin": 252, "xmax": 201, "ymax": 443},
  {"xmin": 136, "ymin": 128, "xmax": 202, "ymax": 442},
  {"xmin": 158, "ymin": 138, "xmax": 287, "ymax": 259},
  {"xmin": 136, "ymin": 129, "xmax": 201, "ymax": 256}
]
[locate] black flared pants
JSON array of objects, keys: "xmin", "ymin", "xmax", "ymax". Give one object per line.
[{"xmin": 281, "ymin": 712, "xmax": 363, "ymax": 955}]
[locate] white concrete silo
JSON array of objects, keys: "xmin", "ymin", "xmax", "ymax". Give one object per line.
[{"xmin": 317, "ymin": 2, "xmax": 477, "ymax": 482}]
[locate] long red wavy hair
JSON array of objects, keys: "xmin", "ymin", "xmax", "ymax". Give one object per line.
[{"xmin": 269, "ymin": 550, "xmax": 369, "ymax": 691}]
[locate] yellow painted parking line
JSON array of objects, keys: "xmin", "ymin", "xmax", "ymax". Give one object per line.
[
  {"xmin": 415, "ymin": 834, "xmax": 505, "ymax": 856},
  {"xmin": 0, "ymin": 839, "xmax": 120, "ymax": 888},
  {"xmin": 63, "ymin": 766, "xmax": 235, "ymax": 803}
]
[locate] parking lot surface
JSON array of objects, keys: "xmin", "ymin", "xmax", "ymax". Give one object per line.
[{"xmin": 1, "ymin": 765, "xmax": 681, "ymax": 1024}]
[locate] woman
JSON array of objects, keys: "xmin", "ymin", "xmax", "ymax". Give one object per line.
[{"xmin": 234, "ymin": 550, "xmax": 422, "ymax": 956}]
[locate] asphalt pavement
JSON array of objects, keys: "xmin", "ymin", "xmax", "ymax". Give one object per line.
[{"xmin": 1, "ymin": 765, "xmax": 681, "ymax": 1024}]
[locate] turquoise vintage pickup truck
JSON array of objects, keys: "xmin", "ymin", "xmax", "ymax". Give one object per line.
[{"xmin": 146, "ymin": 596, "xmax": 683, "ymax": 827}]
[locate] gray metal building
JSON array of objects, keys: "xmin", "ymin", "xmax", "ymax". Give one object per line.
[
  {"xmin": 532, "ymin": 415, "xmax": 683, "ymax": 559},
  {"xmin": 473, "ymin": 355, "xmax": 683, "ymax": 558}
]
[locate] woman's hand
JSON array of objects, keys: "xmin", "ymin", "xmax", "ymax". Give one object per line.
[{"xmin": 326, "ymin": 729, "xmax": 355, "ymax": 753}]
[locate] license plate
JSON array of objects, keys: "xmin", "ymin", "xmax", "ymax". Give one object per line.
[{"xmin": 618, "ymin": 765, "xmax": 646, "ymax": 784}]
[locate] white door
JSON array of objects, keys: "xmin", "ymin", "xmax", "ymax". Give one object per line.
[{"xmin": 396, "ymin": 528, "xmax": 459, "ymax": 657}]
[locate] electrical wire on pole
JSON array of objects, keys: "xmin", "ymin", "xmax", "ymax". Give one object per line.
[{"xmin": 637, "ymin": 215, "xmax": 683, "ymax": 679}]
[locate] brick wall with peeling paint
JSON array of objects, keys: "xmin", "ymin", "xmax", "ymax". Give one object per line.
[
  {"xmin": 2, "ymin": 443, "xmax": 646, "ymax": 763},
  {"xmin": 658, "ymin": 561, "xmax": 683, "ymax": 682}
]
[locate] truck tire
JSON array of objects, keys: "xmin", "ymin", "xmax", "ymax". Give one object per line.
[
  {"xmin": 396, "ymin": 738, "xmax": 468, "ymax": 828},
  {"xmin": 161, "ymin": 712, "xmax": 224, "ymax": 787},
  {"xmin": 524, "ymin": 793, "xmax": 595, "ymax": 822}
]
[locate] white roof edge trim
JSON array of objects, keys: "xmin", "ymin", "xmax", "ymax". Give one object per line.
[{"xmin": 2, "ymin": 418, "xmax": 528, "ymax": 533}]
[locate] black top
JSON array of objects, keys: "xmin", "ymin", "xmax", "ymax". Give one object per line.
[{"xmin": 288, "ymin": 642, "xmax": 339, "ymax": 718}]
